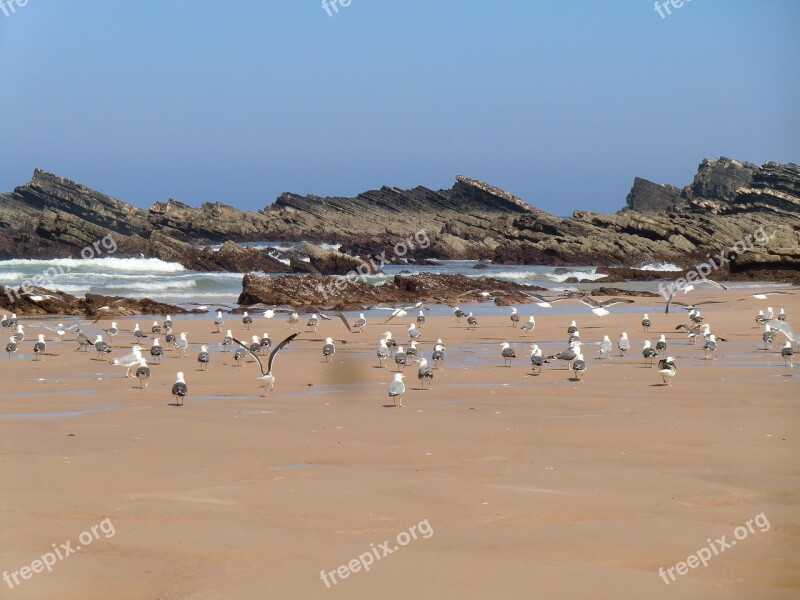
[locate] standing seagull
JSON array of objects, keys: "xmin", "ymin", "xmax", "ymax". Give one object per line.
[
  {"xmin": 781, "ymin": 341, "xmax": 794, "ymax": 367},
  {"xmin": 172, "ymin": 372, "xmax": 187, "ymax": 406},
  {"xmin": 394, "ymin": 345, "xmax": 407, "ymax": 371},
  {"xmin": 164, "ymin": 315, "xmax": 173, "ymax": 331},
  {"xmin": 234, "ymin": 345, "xmax": 247, "ymax": 368},
  {"xmin": 703, "ymin": 334, "xmax": 718, "ymax": 360},
  {"xmin": 407, "ymin": 323, "xmax": 421, "ymax": 341},
  {"xmin": 778, "ymin": 308, "xmax": 787, "ymax": 322},
  {"xmin": 322, "ymin": 337, "xmax": 335, "ymax": 362},
  {"xmin": 656, "ymin": 334, "xmax": 667, "ymax": 353},
  {"xmin": 104, "ymin": 321, "xmax": 118, "ymax": 339},
  {"xmin": 307, "ymin": 314, "xmax": 320, "ymax": 332},
  {"xmin": 151, "ymin": 320, "xmax": 161, "ymax": 334},
  {"xmin": 509, "ymin": 307, "xmax": 520, "ymax": 327},
  {"xmin": 567, "ymin": 321, "xmax": 578, "ymax": 335},
  {"xmin": 571, "ymin": 353, "xmax": 586, "ymax": 382},
  {"xmin": 657, "ymin": 357, "xmax": 677, "ymax": 386},
  {"xmin": 150, "ymin": 337, "xmax": 163, "ymax": 364},
  {"xmin": 377, "ymin": 338, "xmax": 390, "ymax": 368},
  {"xmin": 642, "ymin": 340, "xmax": 657, "ymax": 368},
  {"xmin": 260, "ymin": 332, "xmax": 272, "ymax": 351},
  {"xmin": 354, "ymin": 313, "xmax": 367, "ymax": 333},
  {"xmin": 242, "ymin": 311, "xmax": 253, "ymax": 330},
  {"xmin": 641, "ymin": 314, "xmax": 652, "ymax": 332},
  {"xmin": 547, "ymin": 341, "xmax": 581, "ymax": 369},
  {"xmin": 221, "ymin": 330, "xmax": 234, "ymax": 352},
  {"xmin": 416, "ymin": 310, "xmax": 426, "ymax": 329},
  {"xmin": 133, "ymin": 324, "xmax": 148, "ymax": 340},
  {"xmin": 529, "ymin": 344, "xmax": 546, "ymax": 375},
  {"xmin": 94, "ymin": 335, "xmax": 112, "ymax": 358},
  {"xmin": 406, "ymin": 340, "xmax": 418, "ymax": 359},
  {"xmin": 197, "ymin": 345, "xmax": 210, "ymax": 371},
  {"xmin": 432, "ymin": 339, "xmax": 446, "ymax": 370},
  {"xmin": 33, "ymin": 334, "xmax": 47, "ymax": 360},
  {"xmin": 501, "ymin": 342, "xmax": 516, "ymax": 367},
  {"xmin": 6, "ymin": 336, "xmax": 18, "ymax": 359},
  {"xmin": 175, "ymin": 332, "xmax": 189, "ymax": 358},
  {"xmin": 598, "ymin": 335, "xmax": 612, "ymax": 359},
  {"xmin": 112, "ymin": 346, "xmax": 143, "ymax": 378},
  {"xmin": 452, "ymin": 306, "xmax": 465, "ymax": 323},
  {"xmin": 521, "ymin": 316, "xmax": 536, "ymax": 336},
  {"xmin": 233, "ymin": 333, "xmax": 299, "ymax": 396},
  {"xmin": 213, "ymin": 311, "xmax": 224, "ymax": 333},
  {"xmin": 763, "ymin": 324, "xmax": 775, "ymax": 350},
  {"xmin": 135, "ymin": 358, "xmax": 151, "ymax": 389},
  {"xmin": 417, "ymin": 357, "xmax": 434, "ymax": 390},
  {"xmin": 388, "ymin": 373, "xmax": 406, "ymax": 407},
  {"xmin": 618, "ymin": 332, "xmax": 630, "ymax": 357},
  {"xmin": 14, "ymin": 325, "xmax": 24, "ymax": 344},
  {"xmin": 765, "ymin": 307, "xmax": 774, "ymax": 320},
  {"xmin": 165, "ymin": 331, "xmax": 176, "ymax": 351},
  {"xmin": 288, "ymin": 311, "xmax": 300, "ymax": 331},
  {"xmin": 466, "ymin": 313, "xmax": 478, "ymax": 330}
]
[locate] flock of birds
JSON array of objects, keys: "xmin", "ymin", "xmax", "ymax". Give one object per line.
[{"xmin": 1, "ymin": 286, "xmax": 796, "ymax": 408}]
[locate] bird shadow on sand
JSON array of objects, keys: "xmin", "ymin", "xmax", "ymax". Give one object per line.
[
  {"xmin": 167, "ymin": 402, "xmax": 184, "ymax": 407},
  {"xmin": 382, "ymin": 404, "xmax": 402, "ymax": 408},
  {"xmin": 651, "ymin": 383, "xmax": 671, "ymax": 387}
]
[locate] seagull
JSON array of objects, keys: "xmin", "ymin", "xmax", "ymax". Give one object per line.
[
  {"xmin": 547, "ymin": 341, "xmax": 581, "ymax": 369},
  {"xmin": 675, "ymin": 323, "xmax": 703, "ymax": 345},
  {"xmin": 765, "ymin": 306, "xmax": 774, "ymax": 320},
  {"xmin": 656, "ymin": 334, "xmax": 667, "ymax": 353},
  {"xmin": 242, "ymin": 311, "xmax": 253, "ymax": 330},
  {"xmin": 112, "ymin": 346, "xmax": 143, "ymax": 378},
  {"xmin": 568, "ymin": 329, "xmax": 581, "ymax": 344},
  {"xmin": 234, "ymin": 345, "xmax": 247, "ymax": 368},
  {"xmin": 307, "ymin": 314, "xmax": 320, "ymax": 332},
  {"xmin": 151, "ymin": 320, "xmax": 161, "ymax": 334},
  {"xmin": 618, "ymin": 332, "xmax": 630, "ymax": 356},
  {"xmin": 213, "ymin": 311, "xmax": 224, "ymax": 333},
  {"xmin": 322, "ymin": 337, "xmax": 335, "ymax": 362},
  {"xmin": 750, "ymin": 291, "xmax": 793, "ymax": 300},
  {"xmin": 509, "ymin": 307, "xmax": 520, "ymax": 327},
  {"xmin": 377, "ymin": 338, "xmax": 390, "ymax": 368},
  {"xmin": 577, "ymin": 296, "xmax": 634, "ymax": 317},
  {"xmin": 172, "ymin": 372, "xmax": 187, "ymax": 406},
  {"xmin": 260, "ymin": 332, "xmax": 272, "ymax": 351},
  {"xmin": 133, "ymin": 324, "xmax": 148, "ymax": 340},
  {"xmin": 394, "ymin": 345, "xmax": 407, "ymax": 371},
  {"xmin": 0, "ymin": 315, "xmax": 10, "ymax": 329},
  {"xmin": 76, "ymin": 330, "xmax": 92, "ymax": 352},
  {"xmin": 135, "ymin": 358, "xmax": 151, "ymax": 389},
  {"xmin": 703, "ymin": 334, "xmax": 718, "ymax": 360},
  {"xmin": 781, "ymin": 341, "xmax": 794, "ymax": 367},
  {"xmin": 755, "ymin": 310, "xmax": 766, "ymax": 324},
  {"xmin": 432, "ymin": 340, "xmax": 446, "ymax": 370},
  {"xmin": 288, "ymin": 311, "xmax": 300, "ymax": 330},
  {"xmin": 416, "ymin": 310, "xmax": 426, "ymax": 329},
  {"xmin": 33, "ymin": 334, "xmax": 46, "ymax": 360},
  {"xmin": 388, "ymin": 373, "xmax": 406, "ymax": 407},
  {"xmin": 233, "ymin": 333, "xmax": 299, "ymax": 396},
  {"xmin": 197, "ymin": 345, "xmax": 210, "ymax": 371},
  {"xmin": 700, "ymin": 323, "xmax": 726, "ymax": 342},
  {"xmin": 164, "ymin": 315, "xmax": 173, "ymax": 330},
  {"xmin": 664, "ymin": 278, "xmax": 729, "ymax": 313},
  {"xmin": 407, "ymin": 323, "xmax": 421, "ymax": 341},
  {"xmin": 247, "ymin": 335, "xmax": 261, "ymax": 355},
  {"xmin": 641, "ymin": 314, "xmax": 651, "ymax": 332},
  {"xmin": 642, "ymin": 340, "xmax": 657, "ymax": 368},
  {"xmin": 598, "ymin": 335, "xmax": 612, "ymax": 359},
  {"xmin": 31, "ymin": 322, "xmax": 83, "ymax": 342},
  {"xmin": 520, "ymin": 292, "xmax": 572, "ymax": 308},
  {"xmin": 406, "ymin": 340, "xmax": 418, "ymax": 358},
  {"xmin": 466, "ymin": 313, "xmax": 478, "ymax": 330},
  {"xmin": 93, "ymin": 335, "xmax": 112, "ymax": 358},
  {"xmin": 175, "ymin": 332, "xmax": 189, "ymax": 357},
  {"xmin": 104, "ymin": 322, "xmax": 118, "ymax": 338},
  {"xmin": 657, "ymin": 357, "xmax": 677, "ymax": 386},
  {"xmin": 571, "ymin": 353, "xmax": 586, "ymax": 382},
  {"xmin": 763, "ymin": 324, "xmax": 775, "ymax": 350},
  {"xmin": 778, "ymin": 308, "xmax": 787, "ymax": 321},
  {"xmin": 221, "ymin": 329, "xmax": 233, "ymax": 352},
  {"xmin": 501, "ymin": 342, "xmax": 516, "ymax": 367},
  {"xmin": 150, "ymin": 337, "xmax": 163, "ymax": 364},
  {"xmin": 380, "ymin": 302, "xmax": 428, "ymax": 324},
  {"xmin": 382, "ymin": 331, "xmax": 397, "ymax": 353},
  {"xmin": 354, "ymin": 313, "xmax": 367, "ymax": 332},
  {"xmin": 452, "ymin": 306, "xmax": 465, "ymax": 323},
  {"xmin": 521, "ymin": 316, "xmax": 536, "ymax": 335},
  {"xmin": 529, "ymin": 344, "xmax": 547, "ymax": 375},
  {"xmin": 416, "ymin": 357, "xmax": 434, "ymax": 389},
  {"xmin": 14, "ymin": 324, "xmax": 24, "ymax": 343},
  {"xmin": 6, "ymin": 336, "xmax": 18, "ymax": 359},
  {"xmin": 567, "ymin": 321, "xmax": 578, "ymax": 335},
  {"xmin": 765, "ymin": 319, "xmax": 797, "ymax": 343}
]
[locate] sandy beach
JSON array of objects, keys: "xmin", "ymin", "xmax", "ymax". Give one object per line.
[{"xmin": 0, "ymin": 290, "xmax": 798, "ymax": 599}]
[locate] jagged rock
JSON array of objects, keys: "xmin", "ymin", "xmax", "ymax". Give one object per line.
[
  {"xmin": 625, "ymin": 177, "xmax": 686, "ymax": 213},
  {"xmin": 298, "ymin": 242, "xmax": 371, "ymax": 276},
  {"xmin": 685, "ymin": 157, "xmax": 758, "ymax": 207}
]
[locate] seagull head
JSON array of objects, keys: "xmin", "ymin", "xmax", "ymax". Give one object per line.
[
  {"xmin": 176, "ymin": 372, "xmax": 185, "ymax": 383},
  {"xmin": 394, "ymin": 373, "xmax": 405, "ymax": 381},
  {"xmin": 501, "ymin": 342, "xmax": 510, "ymax": 349},
  {"xmin": 383, "ymin": 331, "xmax": 392, "ymax": 338},
  {"xmin": 325, "ymin": 337, "xmax": 333, "ymax": 344},
  {"xmin": 226, "ymin": 330, "xmax": 232, "ymax": 337},
  {"xmin": 200, "ymin": 345, "xmax": 208, "ymax": 352},
  {"xmin": 620, "ymin": 332, "xmax": 628, "ymax": 339},
  {"xmin": 643, "ymin": 340, "xmax": 651, "ymax": 348}
]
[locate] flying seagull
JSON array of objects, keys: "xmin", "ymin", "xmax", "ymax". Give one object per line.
[
  {"xmin": 577, "ymin": 296, "xmax": 635, "ymax": 317},
  {"xmin": 664, "ymin": 278, "xmax": 729, "ymax": 313},
  {"xmin": 233, "ymin": 333, "xmax": 299, "ymax": 396}
]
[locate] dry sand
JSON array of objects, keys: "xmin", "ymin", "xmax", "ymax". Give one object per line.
[{"xmin": 0, "ymin": 291, "xmax": 798, "ymax": 599}]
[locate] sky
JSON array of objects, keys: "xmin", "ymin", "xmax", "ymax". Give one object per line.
[{"xmin": 0, "ymin": 1, "xmax": 798, "ymax": 216}]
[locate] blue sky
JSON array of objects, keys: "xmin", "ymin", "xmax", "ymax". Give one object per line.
[{"xmin": 1, "ymin": 1, "xmax": 798, "ymax": 215}]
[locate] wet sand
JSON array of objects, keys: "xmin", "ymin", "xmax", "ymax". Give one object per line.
[{"xmin": 0, "ymin": 290, "xmax": 798, "ymax": 599}]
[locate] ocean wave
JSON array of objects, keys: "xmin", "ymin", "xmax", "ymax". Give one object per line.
[
  {"xmin": 544, "ymin": 270, "xmax": 606, "ymax": 283},
  {"xmin": 0, "ymin": 257, "xmax": 185, "ymax": 273},
  {"xmin": 638, "ymin": 262, "xmax": 682, "ymax": 272},
  {"xmin": 102, "ymin": 280, "xmax": 197, "ymax": 292},
  {"xmin": 0, "ymin": 272, "xmax": 27, "ymax": 281}
]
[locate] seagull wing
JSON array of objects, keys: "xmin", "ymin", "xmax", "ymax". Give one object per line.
[
  {"xmin": 266, "ymin": 333, "xmax": 300, "ymax": 374},
  {"xmin": 233, "ymin": 337, "xmax": 267, "ymax": 376},
  {"xmin": 336, "ymin": 313, "xmax": 353, "ymax": 333},
  {"xmin": 577, "ymin": 297, "xmax": 600, "ymax": 309},
  {"xmin": 597, "ymin": 298, "xmax": 635, "ymax": 307},
  {"xmin": 766, "ymin": 319, "xmax": 797, "ymax": 342}
]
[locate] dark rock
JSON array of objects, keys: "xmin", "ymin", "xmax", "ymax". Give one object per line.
[{"xmin": 625, "ymin": 177, "xmax": 686, "ymax": 213}]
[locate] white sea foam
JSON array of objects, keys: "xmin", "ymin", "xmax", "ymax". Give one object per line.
[
  {"xmin": 639, "ymin": 262, "xmax": 682, "ymax": 272},
  {"xmin": 544, "ymin": 270, "xmax": 606, "ymax": 283},
  {"xmin": 0, "ymin": 257, "xmax": 185, "ymax": 273}
]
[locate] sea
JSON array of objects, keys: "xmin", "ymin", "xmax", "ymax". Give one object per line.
[{"xmin": 0, "ymin": 241, "xmax": 784, "ymax": 317}]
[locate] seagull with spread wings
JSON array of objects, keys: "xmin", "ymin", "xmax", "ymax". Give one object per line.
[
  {"xmin": 576, "ymin": 296, "xmax": 635, "ymax": 317},
  {"xmin": 663, "ymin": 278, "xmax": 729, "ymax": 314},
  {"xmin": 233, "ymin": 333, "xmax": 299, "ymax": 397}
]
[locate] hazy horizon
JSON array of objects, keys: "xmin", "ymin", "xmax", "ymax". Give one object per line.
[{"xmin": 1, "ymin": 1, "xmax": 798, "ymax": 214}]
